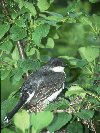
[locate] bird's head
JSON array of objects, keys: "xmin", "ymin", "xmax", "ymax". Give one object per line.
[{"xmin": 46, "ymin": 58, "xmax": 67, "ymax": 72}]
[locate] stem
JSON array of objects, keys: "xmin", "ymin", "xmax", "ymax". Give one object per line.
[
  {"xmin": 1, "ymin": 0, "xmax": 12, "ymax": 22},
  {"xmin": 17, "ymin": 41, "xmax": 26, "ymax": 60},
  {"xmin": 16, "ymin": 41, "xmax": 29, "ymax": 78}
]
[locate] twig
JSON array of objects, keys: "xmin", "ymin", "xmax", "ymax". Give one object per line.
[
  {"xmin": 16, "ymin": 41, "xmax": 29, "ymax": 78},
  {"xmin": 1, "ymin": 0, "xmax": 12, "ymax": 22},
  {"xmin": 17, "ymin": 41, "xmax": 26, "ymax": 60}
]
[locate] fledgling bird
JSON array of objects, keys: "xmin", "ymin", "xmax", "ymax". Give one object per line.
[{"xmin": 4, "ymin": 58, "xmax": 66, "ymax": 123}]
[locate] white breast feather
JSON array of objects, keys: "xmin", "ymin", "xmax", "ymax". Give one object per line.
[
  {"xmin": 43, "ymin": 83, "xmax": 64, "ymax": 105},
  {"xmin": 51, "ymin": 66, "xmax": 65, "ymax": 73}
]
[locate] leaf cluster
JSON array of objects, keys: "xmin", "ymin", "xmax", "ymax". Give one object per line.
[{"xmin": 1, "ymin": 0, "xmax": 100, "ymax": 133}]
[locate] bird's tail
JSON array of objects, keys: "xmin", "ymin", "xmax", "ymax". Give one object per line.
[{"xmin": 3, "ymin": 99, "xmax": 25, "ymax": 125}]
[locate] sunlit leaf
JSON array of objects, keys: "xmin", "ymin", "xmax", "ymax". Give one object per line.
[
  {"xmin": 24, "ymin": 1, "xmax": 36, "ymax": 16},
  {"xmin": 78, "ymin": 46, "xmax": 99, "ymax": 62},
  {"xmin": 11, "ymin": 46, "xmax": 20, "ymax": 61},
  {"xmin": 37, "ymin": 0, "xmax": 50, "ymax": 11},
  {"xmin": 65, "ymin": 85, "xmax": 86, "ymax": 97},
  {"xmin": 46, "ymin": 38, "xmax": 54, "ymax": 48},
  {"xmin": 31, "ymin": 111, "xmax": 53, "ymax": 132},
  {"xmin": 14, "ymin": 110, "xmax": 30, "ymax": 132},
  {"xmin": 26, "ymin": 48, "xmax": 36, "ymax": 56}
]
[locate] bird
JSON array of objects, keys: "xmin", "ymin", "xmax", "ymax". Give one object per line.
[{"xmin": 3, "ymin": 57, "xmax": 66, "ymax": 124}]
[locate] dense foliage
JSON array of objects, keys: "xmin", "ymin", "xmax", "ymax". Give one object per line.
[{"xmin": 1, "ymin": 0, "xmax": 100, "ymax": 133}]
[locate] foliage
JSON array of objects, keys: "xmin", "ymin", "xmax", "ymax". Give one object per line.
[{"xmin": 0, "ymin": 0, "xmax": 100, "ymax": 133}]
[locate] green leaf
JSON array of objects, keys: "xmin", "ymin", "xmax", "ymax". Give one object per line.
[
  {"xmin": 1, "ymin": 128, "xmax": 15, "ymax": 133},
  {"xmin": 11, "ymin": 7, "xmax": 29, "ymax": 19},
  {"xmin": 14, "ymin": 110, "xmax": 30, "ymax": 133},
  {"xmin": 66, "ymin": 1, "xmax": 78, "ymax": 12},
  {"xmin": 1, "ymin": 97, "xmax": 18, "ymax": 122},
  {"xmin": 86, "ymin": 97, "xmax": 100, "ymax": 105},
  {"xmin": 40, "ymin": 55, "xmax": 51, "ymax": 62},
  {"xmin": 60, "ymin": 56, "xmax": 88, "ymax": 68},
  {"xmin": 46, "ymin": 15, "xmax": 63, "ymax": 22},
  {"xmin": 80, "ymin": 16, "xmax": 92, "ymax": 26},
  {"xmin": 15, "ymin": 17, "xmax": 26, "ymax": 27},
  {"xmin": 65, "ymin": 85, "xmax": 86, "ymax": 97},
  {"xmin": 26, "ymin": 48, "xmax": 36, "ymax": 56},
  {"xmin": 44, "ymin": 99, "xmax": 69, "ymax": 111},
  {"xmin": 11, "ymin": 46, "xmax": 20, "ymax": 61},
  {"xmin": 39, "ymin": 18, "xmax": 58, "ymax": 27},
  {"xmin": 32, "ymin": 24, "xmax": 50, "ymax": 46},
  {"xmin": 10, "ymin": 25, "xmax": 27, "ymax": 41},
  {"xmin": 43, "ymin": 12, "xmax": 64, "ymax": 23},
  {"xmin": 37, "ymin": 0, "xmax": 50, "ymax": 12},
  {"xmin": 67, "ymin": 121, "xmax": 83, "ymax": 133},
  {"xmin": 84, "ymin": 125, "xmax": 89, "ymax": 133},
  {"xmin": 0, "ymin": 41, "xmax": 13, "ymax": 54},
  {"xmin": 94, "ymin": 86, "xmax": 100, "ymax": 95},
  {"xmin": 24, "ymin": 1, "xmax": 36, "ymax": 16},
  {"xmin": 13, "ymin": 68, "xmax": 24, "ymax": 82},
  {"xmin": 35, "ymin": 49, "xmax": 40, "ymax": 59},
  {"xmin": 15, "ymin": 0, "xmax": 24, "ymax": 9},
  {"xmin": 3, "ymin": 57, "xmax": 14, "ymax": 66},
  {"xmin": 47, "ymin": 113, "xmax": 72, "ymax": 132},
  {"xmin": 53, "ymin": 33, "xmax": 59, "ymax": 39},
  {"xmin": 31, "ymin": 111, "xmax": 53, "ymax": 132},
  {"xmin": 0, "ymin": 23, "xmax": 10, "ymax": 39},
  {"xmin": 12, "ymin": 59, "xmax": 38, "ymax": 84},
  {"xmin": 78, "ymin": 46, "xmax": 99, "ymax": 62},
  {"xmin": 89, "ymin": 0, "xmax": 100, "ymax": 3},
  {"xmin": 46, "ymin": 38, "xmax": 55, "ymax": 48},
  {"xmin": 19, "ymin": 59, "xmax": 40, "ymax": 72},
  {"xmin": 92, "ymin": 14, "xmax": 100, "ymax": 34},
  {"xmin": 11, "ymin": 10, "xmax": 19, "ymax": 19},
  {"xmin": 75, "ymin": 109, "xmax": 94, "ymax": 120},
  {"xmin": 1, "ymin": 70, "xmax": 11, "ymax": 80}
]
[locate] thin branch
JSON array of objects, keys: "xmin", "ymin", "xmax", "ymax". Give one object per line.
[
  {"xmin": 16, "ymin": 41, "xmax": 29, "ymax": 78},
  {"xmin": 17, "ymin": 41, "xmax": 26, "ymax": 60},
  {"xmin": 1, "ymin": 0, "xmax": 12, "ymax": 22}
]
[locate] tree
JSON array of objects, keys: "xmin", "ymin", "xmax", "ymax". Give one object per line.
[{"xmin": 1, "ymin": 0, "xmax": 100, "ymax": 132}]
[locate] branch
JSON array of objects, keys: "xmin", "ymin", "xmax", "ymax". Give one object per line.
[
  {"xmin": 17, "ymin": 41, "xmax": 26, "ymax": 60},
  {"xmin": 16, "ymin": 41, "xmax": 29, "ymax": 78},
  {"xmin": 1, "ymin": 0, "xmax": 12, "ymax": 22}
]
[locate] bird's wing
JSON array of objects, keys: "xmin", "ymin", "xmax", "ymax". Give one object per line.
[
  {"xmin": 28, "ymin": 71, "xmax": 66, "ymax": 106},
  {"xmin": 3, "ymin": 73, "xmax": 37, "ymax": 124}
]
